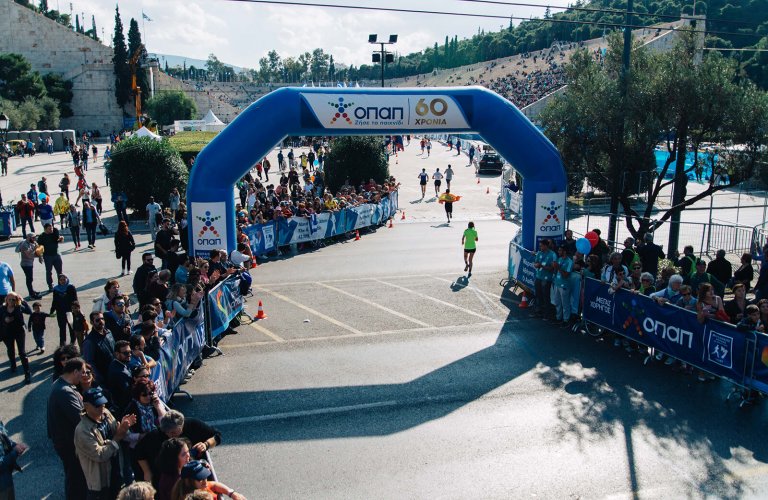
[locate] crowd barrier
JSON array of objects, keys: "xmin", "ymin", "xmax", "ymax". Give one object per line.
[
  {"xmin": 507, "ymin": 241, "xmax": 536, "ymax": 292},
  {"xmin": 582, "ymin": 277, "xmax": 768, "ymax": 393},
  {"xmin": 150, "ymin": 312, "xmax": 207, "ymax": 403},
  {"xmin": 241, "ymin": 191, "xmax": 399, "ymax": 254},
  {"xmin": 501, "ymin": 186, "xmax": 522, "ymax": 216},
  {"xmin": 206, "ymin": 275, "xmax": 245, "ymax": 342}
]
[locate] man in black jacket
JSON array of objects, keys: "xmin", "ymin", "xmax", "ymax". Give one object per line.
[
  {"xmin": 47, "ymin": 357, "xmax": 87, "ymax": 499},
  {"xmin": 637, "ymin": 233, "xmax": 665, "ymax": 279},
  {"xmin": 81, "ymin": 312, "xmax": 115, "ymax": 385},
  {"xmin": 706, "ymin": 249, "xmax": 733, "ymax": 287},
  {"xmin": 106, "ymin": 340, "xmax": 132, "ymax": 416},
  {"xmin": 132, "ymin": 253, "xmax": 156, "ymax": 306}
]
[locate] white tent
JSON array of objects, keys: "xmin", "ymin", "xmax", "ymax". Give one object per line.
[
  {"xmin": 203, "ymin": 110, "xmax": 226, "ymax": 132},
  {"xmin": 134, "ymin": 126, "xmax": 162, "ymax": 141}
]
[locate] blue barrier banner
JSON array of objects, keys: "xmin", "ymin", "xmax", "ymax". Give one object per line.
[
  {"xmin": 344, "ymin": 204, "xmax": 377, "ymax": 231},
  {"xmin": 583, "ymin": 278, "xmax": 748, "ymax": 383},
  {"xmin": 507, "ymin": 241, "xmax": 536, "ymax": 291},
  {"xmin": 242, "ymin": 221, "xmax": 277, "ymax": 256},
  {"xmin": 750, "ymin": 334, "xmax": 768, "ymax": 393},
  {"xmin": 278, "ymin": 211, "xmax": 343, "ymax": 245},
  {"xmin": 207, "ymin": 277, "xmax": 245, "ymax": 340},
  {"xmin": 151, "ymin": 314, "xmax": 206, "ymax": 403}
]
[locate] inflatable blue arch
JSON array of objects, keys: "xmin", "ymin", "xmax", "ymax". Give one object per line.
[{"xmin": 186, "ymin": 86, "xmax": 566, "ymax": 255}]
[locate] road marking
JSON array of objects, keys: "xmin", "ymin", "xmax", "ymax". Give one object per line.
[
  {"xmin": 256, "ymin": 270, "xmax": 499, "ymax": 287},
  {"xmin": 247, "ymin": 321, "xmax": 285, "ymax": 343},
  {"xmin": 207, "ymin": 394, "xmax": 465, "ymax": 427},
  {"xmin": 219, "ymin": 320, "xmax": 516, "ymax": 349},
  {"xmin": 373, "ymin": 279, "xmax": 499, "ymax": 322},
  {"xmin": 253, "ymin": 286, "xmax": 363, "ymax": 335},
  {"xmin": 317, "ymin": 282, "xmax": 431, "ymax": 328},
  {"xmin": 430, "ymin": 276, "xmax": 519, "ymax": 306}
]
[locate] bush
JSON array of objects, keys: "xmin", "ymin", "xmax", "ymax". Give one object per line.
[
  {"xmin": 167, "ymin": 131, "xmax": 218, "ymax": 167},
  {"xmin": 109, "ymin": 137, "xmax": 188, "ymax": 215},
  {"xmin": 324, "ymin": 136, "xmax": 389, "ymax": 193},
  {"xmin": 146, "ymin": 90, "xmax": 197, "ymax": 127}
]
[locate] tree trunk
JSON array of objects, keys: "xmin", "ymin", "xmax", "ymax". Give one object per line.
[{"xmin": 667, "ymin": 120, "xmax": 688, "ymax": 254}]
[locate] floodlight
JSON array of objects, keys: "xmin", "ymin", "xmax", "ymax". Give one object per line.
[{"xmin": 368, "ymin": 34, "xmax": 377, "ymax": 43}]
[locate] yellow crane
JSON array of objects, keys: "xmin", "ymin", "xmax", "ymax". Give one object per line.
[{"xmin": 129, "ymin": 44, "xmax": 146, "ymax": 127}]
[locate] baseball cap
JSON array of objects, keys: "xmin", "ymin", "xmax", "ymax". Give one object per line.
[
  {"xmin": 82, "ymin": 388, "xmax": 108, "ymax": 406},
  {"xmin": 181, "ymin": 460, "xmax": 212, "ymax": 480}
]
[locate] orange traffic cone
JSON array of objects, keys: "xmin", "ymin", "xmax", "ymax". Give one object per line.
[
  {"xmin": 486, "ymin": 186, "xmax": 490, "ymax": 194},
  {"xmin": 401, "ymin": 211, "xmax": 406, "ymax": 220},
  {"xmin": 388, "ymin": 219, "xmax": 393, "ymax": 228},
  {"xmin": 519, "ymin": 292, "xmax": 530, "ymax": 309},
  {"xmin": 354, "ymin": 230, "xmax": 360, "ymax": 241},
  {"xmin": 254, "ymin": 300, "xmax": 267, "ymax": 320}
]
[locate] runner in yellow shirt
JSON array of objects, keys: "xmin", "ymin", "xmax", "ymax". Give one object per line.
[{"xmin": 462, "ymin": 221, "xmax": 478, "ymax": 275}]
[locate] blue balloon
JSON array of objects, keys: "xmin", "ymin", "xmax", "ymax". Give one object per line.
[
  {"xmin": 38, "ymin": 192, "xmax": 47, "ymax": 203},
  {"xmin": 576, "ymin": 237, "xmax": 592, "ymax": 255}
]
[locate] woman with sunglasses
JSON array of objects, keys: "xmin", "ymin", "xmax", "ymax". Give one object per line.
[{"xmin": 1, "ymin": 292, "xmax": 32, "ymax": 383}]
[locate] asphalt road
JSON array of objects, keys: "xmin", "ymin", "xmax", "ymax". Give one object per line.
[{"xmin": 2, "ymin": 146, "xmax": 768, "ymax": 498}]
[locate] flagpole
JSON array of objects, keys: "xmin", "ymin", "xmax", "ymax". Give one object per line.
[{"xmin": 142, "ymin": 11, "xmax": 148, "ymax": 49}]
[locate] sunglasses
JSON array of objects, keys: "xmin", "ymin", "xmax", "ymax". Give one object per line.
[
  {"xmin": 115, "ymin": 302, "xmax": 125, "ymax": 306},
  {"xmin": 83, "ymin": 370, "xmax": 92, "ymax": 376},
  {"xmin": 140, "ymin": 391, "xmax": 154, "ymax": 397},
  {"xmin": 118, "ymin": 350, "xmax": 131, "ymax": 355}
]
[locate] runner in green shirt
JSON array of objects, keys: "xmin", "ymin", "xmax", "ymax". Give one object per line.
[{"xmin": 462, "ymin": 221, "xmax": 478, "ymax": 275}]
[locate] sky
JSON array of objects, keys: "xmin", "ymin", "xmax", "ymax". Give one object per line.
[{"xmin": 64, "ymin": 0, "xmax": 572, "ymax": 69}]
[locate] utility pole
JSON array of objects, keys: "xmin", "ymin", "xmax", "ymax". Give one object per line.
[{"xmin": 608, "ymin": 0, "xmax": 633, "ymax": 246}]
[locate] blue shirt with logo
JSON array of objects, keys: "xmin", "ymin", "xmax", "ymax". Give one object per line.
[
  {"xmin": 534, "ymin": 249, "xmax": 556, "ymax": 281},
  {"xmin": 553, "ymin": 256, "xmax": 573, "ymax": 288}
]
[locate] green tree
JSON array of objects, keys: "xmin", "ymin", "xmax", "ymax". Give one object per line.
[
  {"xmin": 145, "ymin": 91, "xmax": 197, "ymax": 126},
  {"xmin": 127, "ymin": 18, "xmax": 148, "ymax": 107},
  {"xmin": 324, "ymin": 137, "xmax": 389, "ymax": 193},
  {"xmin": 540, "ymin": 34, "xmax": 768, "ymax": 244},
  {"xmin": 42, "ymin": 73, "xmax": 74, "ymax": 118},
  {"xmin": 0, "ymin": 53, "xmax": 47, "ymax": 101},
  {"xmin": 109, "ymin": 137, "xmax": 189, "ymax": 214},
  {"xmin": 112, "ymin": 6, "xmax": 130, "ymax": 107},
  {"xmin": 328, "ymin": 55, "xmax": 335, "ymax": 80},
  {"xmin": 310, "ymin": 48, "xmax": 329, "ymax": 81}
]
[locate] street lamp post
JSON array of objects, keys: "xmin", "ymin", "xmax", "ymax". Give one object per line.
[
  {"xmin": 0, "ymin": 113, "xmax": 9, "ymax": 145},
  {"xmin": 369, "ymin": 34, "xmax": 397, "ymax": 88}
]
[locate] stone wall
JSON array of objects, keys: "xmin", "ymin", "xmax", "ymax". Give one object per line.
[{"xmin": 0, "ymin": 0, "xmax": 123, "ymax": 133}]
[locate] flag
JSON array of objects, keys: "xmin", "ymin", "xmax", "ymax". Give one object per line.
[{"xmin": 142, "ymin": 12, "xmax": 152, "ymax": 21}]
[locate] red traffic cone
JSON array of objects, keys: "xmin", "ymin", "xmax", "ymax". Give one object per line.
[
  {"xmin": 401, "ymin": 211, "xmax": 406, "ymax": 220},
  {"xmin": 388, "ymin": 219, "xmax": 393, "ymax": 228},
  {"xmin": 254, "ymin": 300, "xmax": 267, "ymax": 320},
  {"xmin": 486, "ymin": 186, "xmax": 490, "ymax": 194},
  {"xmin": 354, "ymin": 230, "xmax": 360, "ymax": 241},
  {"xmin": 518, "ymin": 292, "xmax": 530, "ymax": 309}
]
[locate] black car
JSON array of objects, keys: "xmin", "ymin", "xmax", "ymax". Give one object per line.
[{"xmin": 477, "ymin": 152, "xmax": 504, "ymax": 175}]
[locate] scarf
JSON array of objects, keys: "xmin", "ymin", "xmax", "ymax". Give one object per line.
[
  {"xmin": 136, "ymin": 402, "xmax": 157, "ymax": 433},
  {"xmin": 53, "ymin": 275, "xmax": 70, "ymax": 294}
]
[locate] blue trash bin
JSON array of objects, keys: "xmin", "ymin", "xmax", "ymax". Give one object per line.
[{"xmin": 0, "ymin": 210, "xmax": 16, "ymax": 239}]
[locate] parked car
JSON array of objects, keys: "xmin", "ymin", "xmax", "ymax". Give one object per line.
[{"xmin": 477, "ymin": 152, "xmax": 504, "ymax": 175}]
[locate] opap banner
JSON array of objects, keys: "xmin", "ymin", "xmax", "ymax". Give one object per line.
[
  {"xmin": 191, "ymin": 202, "xmax": 228, "ymax": 257},
  {"xmin": 582, "ymin": 278, "xmax": 749, "ymax": 383},
  {"xmin": 301, "ymin": 93, "xmax": 471, "ymax": 130},
  {"xmin": 534, "ymin": 191, "xmax": 565, "ymax": 245}
]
